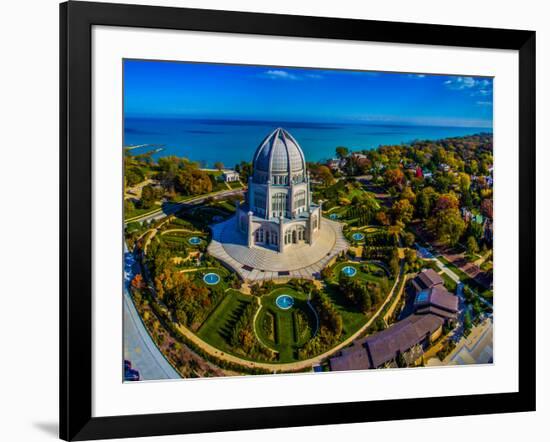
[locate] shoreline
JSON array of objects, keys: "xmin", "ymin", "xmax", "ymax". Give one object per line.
[{"xmin": 124, "ymin": 120, "xmax": 493, "ymax": 167}]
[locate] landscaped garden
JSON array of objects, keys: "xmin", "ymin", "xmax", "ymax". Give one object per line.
[
  {"xmin": 321, "ymin": 260, "xmax": 393, "ymax": 339},
  {"xmin": 254, "ymin": 287, "xmax": 318, "ymax": 362},
  {"xmin": 132, "ymin": 212, "xmax": 400, "ymax": 368}
]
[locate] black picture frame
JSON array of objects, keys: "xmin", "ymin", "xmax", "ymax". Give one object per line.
[{"xmin": 60, "ymin": 1, "xmax": 536, "ymax": 440}]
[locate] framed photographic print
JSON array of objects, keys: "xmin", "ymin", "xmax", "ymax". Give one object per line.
[{"xmin": 60, "ymin": 1, "xmax": 536, "ymax": 440}]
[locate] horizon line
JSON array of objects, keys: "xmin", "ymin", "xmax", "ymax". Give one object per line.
[{"xmin": 124, "ymin": 115, "xmax": 493, "ymax": 129}]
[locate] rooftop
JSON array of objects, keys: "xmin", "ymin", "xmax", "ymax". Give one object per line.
[
  {"xmin": 330, "ymin": 313, "xmax": 445, "ymax": 371},
  {"xmin": 252, "ymin": 128, "xmax": 306, "ymax": 175},
  {"xmin": 412, "ymin": 268, "xmax": 444, "ymax": 291}
]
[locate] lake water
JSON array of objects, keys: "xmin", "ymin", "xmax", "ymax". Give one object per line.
[{"xmin": 124, "ymin": 117, "xmax": 490, "ymax": 168}]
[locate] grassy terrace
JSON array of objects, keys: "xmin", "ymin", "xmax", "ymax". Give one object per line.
[{"xmin": 197, "ymin": 290, "xmax": 254, "ymax": 353}]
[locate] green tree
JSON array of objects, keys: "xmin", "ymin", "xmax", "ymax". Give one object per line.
[
  {"xmin": 213, "ymin": 161, "xmax": 224, "ymax": 171},
  {"xmin": 402, "ymin": 231, "xmax": 415, "ymax": 247},
  {"xmin": 317, "ymin": 165, "xmax": 335, "ymax": 187},
  {"xmin": 434, "ymin": 193, "xmax": 460, "ymax": 213},
  {"xmin": 400, "ymin": 186, "xmax": 416, "ymax": 203},
  {"xmin": 335, "ymin": 146, "xmax": 349, "ymax": 159},
  {"xmin": 235, "ymin": 161, "xmax": 252, "ymax": 183},
  {"xmin": 428, "ymin": 207, "xmax": 466, "ymax": 247},
  {"xmin": 468, "ymin": 159, "xmax": 479, "ymax": 175},
  {"xmin": 126, "ymin": 166, "xmax": 145, "ymax": 186},
  {"xmin": 139, "ymin": 184, "xmax": 161, "ymax": 209},
  {"xmin": 416, "ymin": 187, "xmax": 438, "ymax": 219},
  {"xmin": 384, "ymin": 168, "xmax": 405, "ymax": 188},
  {"xmin": 458, "ymin": 172, "xmax": 471, "ymax": 194},
  {"xmin": 466, "ymin": 236, "xmax": 479, "ymax": 255},
  {"xmin": 174, "ymin": 169, "xmax": 213, "ymax": 196},
  {"xmin": 392, "ymin": 199, "xmax": 414, "ymax": 224},
  {"xmin": 389, "ymin": 248, "xmax": 400, "ymax": 277},
  {"xmin": 467, "ymin": 219, "xmax": 484, "ymax": 240},
  {"xmin": 464, "ymin": 309, "xmax": 472, "ymax": 332}
]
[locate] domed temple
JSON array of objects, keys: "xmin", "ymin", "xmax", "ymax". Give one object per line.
[
  {"xmin": 208, "ymin": 128, "xmax": 348, "ymax": 281},
  {"xmin": 235, "ymin": 128, "xmax": 322, "ymax": 252}
]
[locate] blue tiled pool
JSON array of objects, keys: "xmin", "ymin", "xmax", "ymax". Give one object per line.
[
  {"xmin": 275, "ymin": 294, "xmax": 294, "ymax": 310},
  {"xmin": 341, "ymin": 266, "xmax": 357, "ymax": 277},
  {"xmin": 203, "ymin": 272, "xmax": 221, "ymax": 285},
  {"xmin": 188, "ymin": 236, "xmax": 202, "ymax": 245},
  {"xmin": 352, "ymin": 232, "xmax": 365, "ymax": 241}
]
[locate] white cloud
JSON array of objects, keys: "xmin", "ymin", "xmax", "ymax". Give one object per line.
[
  {"xmin": 263, "ymin": 70, "xmax": 299, "ymax": 80},
  {"xmin": 305, "ymin": 73, "xmax": 323, "ymax": 79},
  {"xmin": 408, "ymin": 74, "xmax": 426, "ymax": 78},
  {"xmin": 444, "ymin": 76, "xmax": 492, "ymax": 91},
  {"xmin": 260, "ymin": 69, "xmax": 325, "ymax": 81}
]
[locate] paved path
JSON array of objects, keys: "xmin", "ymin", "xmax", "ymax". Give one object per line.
[{"xmin": 123, "ymin": 246, "xmax": 180, "ymax": 380}]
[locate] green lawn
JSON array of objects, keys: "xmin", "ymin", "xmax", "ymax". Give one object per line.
[
  {"xmin": 440, "ymin": 271, "xmax": 457, "ymax": 293},
  {"xmin": 323, "ymin": 284, "xmax": 369, "ymax": 339},
  {"xmin": 197, "ymin": 290, "xmax": 254, "ymax": 352},
  {"xmin": 332, "ymin": 261, "xmax": 388, "ymax": 285},
  {"xmin": 161, "ymin": 230, "xmax": 209, "ymax": 249},
  {"xmin": 188, "ymin": 266, "xmax": 231, "ymax": 290},
  {"xmin": 326, "ymin": 261, "xmax": 392, "ymax": 337}
]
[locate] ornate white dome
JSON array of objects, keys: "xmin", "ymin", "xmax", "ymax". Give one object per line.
[{"xmin": 252, "ymin": 128, "xmax": 306, "ymax": 177}]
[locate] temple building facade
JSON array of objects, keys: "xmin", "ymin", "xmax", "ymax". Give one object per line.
[{"xmin": 236, "ymin": 128, "xmax": 322, "ymax": 252}]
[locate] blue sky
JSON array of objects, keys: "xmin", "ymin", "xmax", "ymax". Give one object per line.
[{"xmin": 124, "ymin": 60, "xmax": 493, "ymax": 128}]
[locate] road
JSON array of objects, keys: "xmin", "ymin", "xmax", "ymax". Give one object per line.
[
  {"xmin": 125, "ymin": 188, "xmax": 245, "ymax": 224},
  {"xmin": 123, "ymin": 244, "xmax": 180, "ymax": 380}
]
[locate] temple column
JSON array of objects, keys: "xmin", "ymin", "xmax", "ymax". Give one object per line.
[
  {"xmin": 266, "ymin": 179, "xmax": 272, "ymax": 219},
  {"xmin": 278, "ymin": 215, "xmax": 284, "ymax": 253},
  {"xmin": 289, "ymin": 182, "xmax": 294, "ymax": 219},
  {"xmin": 247, "ymin": 211, "xmax": 254, "ymax": 248},
  {"xmin": 306, "ymin": 172, "xmax": 311, "ymax": 207},
  {"xmin": 308, "ymin": 209, "xmax": 314, "ymax": 245}
]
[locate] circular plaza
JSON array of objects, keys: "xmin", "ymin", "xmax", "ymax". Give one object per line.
[{"xmin": 207, "ymin": 216, "xmax": 348, "ymax": 282}]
